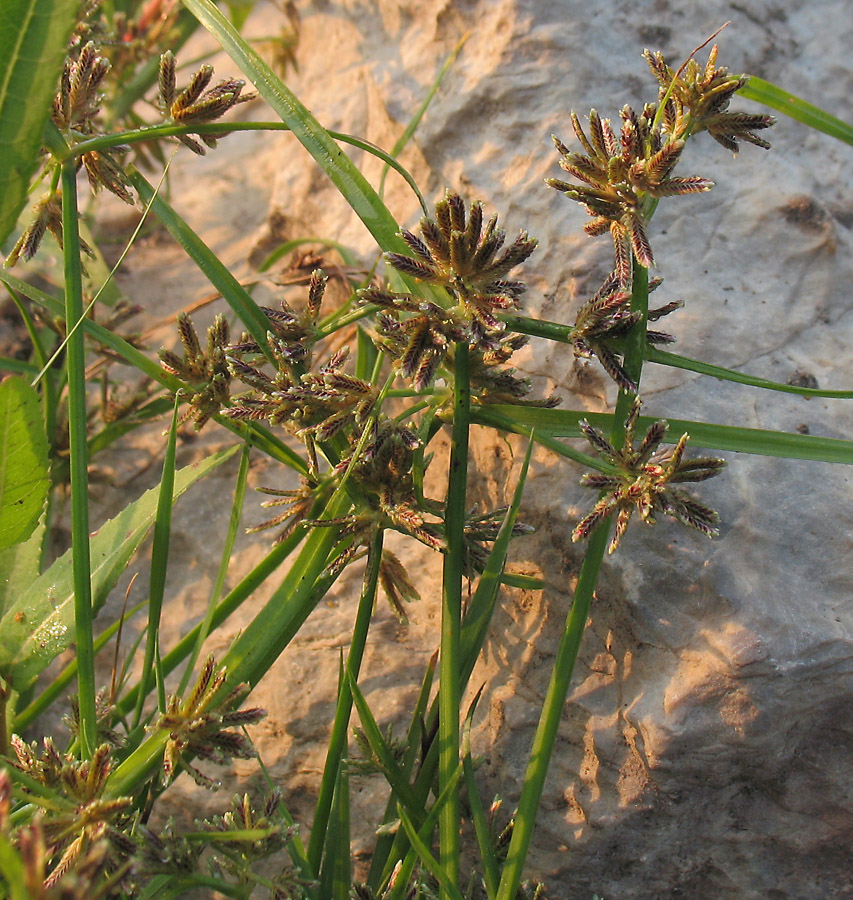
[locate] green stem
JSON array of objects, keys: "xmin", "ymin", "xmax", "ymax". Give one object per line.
[
  {"xmin": 179, "ymin": 442, "xmax": 251, "ymax": 696},
  {"xmin": 308, "ymin": 529, "xmax": 384, "ymax": 873},
  {"xmin": 439, "ymin": 342, "xmax": 470, "ymax": 895},
  {"xmin": 61, "ymin": 163, "xmax": 97, "ymax": 759},
  {"xmin": 496, "ymin": 261, "xmax": 649, "ymax": 900},
  {"xmin": 495, "ymin": 525, "xmax": 608, "ymax": 900},
  {"xmin": 132, "ymin": 400, "xmax": 180, "ymax": 728}
]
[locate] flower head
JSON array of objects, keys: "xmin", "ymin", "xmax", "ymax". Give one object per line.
[
  {"xmin": 572, "ymin": 397, "xmax": 726, "ymax": 553},
  {"xmin": 644, "ymin": 44, "xmax": 774, "ymax": 152},
  {"xmin": 362, "ymin": 190, "xmax": 537, "ymax": 389},
  {"xmin": 156, "ymin": 655, "xmax": 266, "ymax": 789},
  {"xmin": 157, "ymin": 50, "xmax": 254, "ymax": 155},
  {"xmin": 548, "ymin": 106, "xmax": 712, "ymax": 277},
  {"xmin": 569, "ymin": 273, "xmax": 679, "ymax": 391},
  {"xmin": 159, "ymin": 312, "xmax": 232, "ymax": 430}
]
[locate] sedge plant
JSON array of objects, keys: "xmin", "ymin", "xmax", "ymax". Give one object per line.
[{"xmin": 0, "ymin": 2, "xmax": 852, "ymax": 898}]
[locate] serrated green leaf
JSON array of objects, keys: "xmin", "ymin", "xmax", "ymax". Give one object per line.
[
  {"xmin": 0, "ymin": 0, "xmax": 79, "ymax": 248},
  {"xmin": 0, "ymin": 445, "xmax": 237, "ymax": 691},
  {"xmin": 0, "ymin": 376, "xmax": 49, "ymax": 550}
]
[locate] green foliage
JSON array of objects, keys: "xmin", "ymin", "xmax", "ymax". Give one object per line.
[
  {"xmin": 0, "ymin": 377, "xmax": 49, "ymax": 551},
  {"xmin": 0, "ymin": 0, "xmax": 79, "ymax": 247},
  {"xmin": 0, "ymin": 446, "xmax": 236, "ymax": 691}
]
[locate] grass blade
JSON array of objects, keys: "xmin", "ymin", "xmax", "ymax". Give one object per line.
[
  {"xmin": 740, "ymin": 76, "xmax": 853, "ymax": 145},
  {"xmin": 128, "ymin": 167, "xmax": 275, "ymax": 363},
  {"xmin": 178, "ymin": 441, "xmax": 251, "ymax": 695},
  {"xmin": 386, "ymin": 762, "xmax": 463, "ymax": 900},
  {"xmin": 461, "ymin": 689, "xmax": 498, "ymax": 899},
  {"xmin": 397, "ymin": 805, "xmax": 465, "ymax": 900},
  {"xmin": 646, "ymin": 346, "xmax": 853, "ymax": 399},
  {"xmin": 473, "ymin": 405, "xmax": 853, "ymax": 465},
  {"xmin": 180, "ymin": 0, "xmax": 404, "ymax": 251},
  {"xmin": 0, "ymin": 377, "xmax": 49, "ymax": 550},
  {"xmin": 179, "ymin": 0, "xmax": 450, "ymax": 307},
  {"xmin": 347, "ymin": 670, "xmax": 424, "ymax": 818},
  {"xmin": 308, "ymin": 530, "xmax": 383, "ymax": 873},
  {"xmin": 132, "ymin": 399, "xmax": 180, "ymax": 728},
  {"xmin": 0, "ymin": 270, "xmax": 307, "ymax": 473}
]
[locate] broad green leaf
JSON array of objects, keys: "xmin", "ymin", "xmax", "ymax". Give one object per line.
[
  {"xmin": 0, "ymin": 517, "xmax": 43, "ymax": 621},
  {"xmin": 0, "ymin": 445, "xmax": 237, "ymax": 690},
  {"xmin": 0, "ymin": 376, "xmax": 49, "ymax": 550},
  {"xmin": 0, "ymin": 0, "xmax": 78, "ymax": 248}
]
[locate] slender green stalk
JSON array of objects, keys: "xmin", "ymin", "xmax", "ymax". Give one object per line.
[
  {"xmin": 496, "ymin": 261, "xmax": 648, "ymax": 899},
  {"xmin": 612, "ymin": 262, "xmax": 648, "ymax": 439},
  {"xmin": 179, "ymin": 443, "xmax": 251, "ymax": 695},
  {"xmin": 438, "ymin": 342, "xmax": 470, "ymax": 896},
  {"xmin": 132, "ymin": 399, "xmax": 180, "ymax": 728},
  {"xmin": 308, "ymin": 529, "xmax": 383, "ymax": 873},
  {"xmin": 494, "ymin": 524, "xmax": 609, "ymax": 900},
  {"xmin": 60, "ymin": 162, "xmax": 96, "ymax": 759}
]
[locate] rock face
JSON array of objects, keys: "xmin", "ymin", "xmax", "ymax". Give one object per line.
[{"xmin": 99, "ymin": 0, "xmax": 853, "ymax": 897}]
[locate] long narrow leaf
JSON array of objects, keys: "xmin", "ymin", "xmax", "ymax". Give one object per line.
[
  {"xmin": 308, "ymin": 530, "xmax": 383, "ymax": 873},
  {"xmin": 180, "ymin": 0, "xmax": 449, "ymax": 307},
  {"xmin": 346, "ymin": 671, "xmax": 424, "ymax": 818},
  {"xmin": 741, "ymin": 77, "xmax": 853, "ymax": 146},
  {"xmin": 397, "ymin": 805, "xmax": 465, "ymax": 900},
  {"xmin": 128, "ymin": 167, "xmax": 275, "ymax": 363},
  {"xmin": 180, "ymin": 0, "xmax": 404, "ymax": 253},
  {"xmin": 647, "ymin": 346, "xmax": 853, "ymax": 399},
  {"xmin": 473, "ymin": 405, "xmax": 853, "ymax": 465},
  {"xmin": 0, "ymin": 377, "xmax": 49, "ymax": 550},
  {"xmin": 133, "ymin": 399, "xmax": 180, "ymax": 727},
  {"xmin": 386, "ymin": 763, "xmax": 463, "ymax": 900}
]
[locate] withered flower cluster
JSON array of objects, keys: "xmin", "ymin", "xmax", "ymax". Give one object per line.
[{"xmin": 572, "ymin": 397, "xmax": 726, "ymax": 554}]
